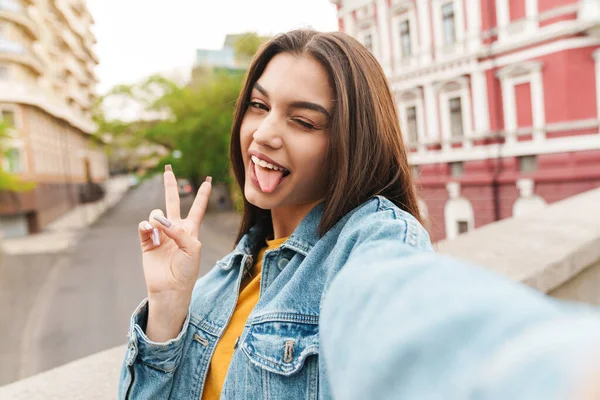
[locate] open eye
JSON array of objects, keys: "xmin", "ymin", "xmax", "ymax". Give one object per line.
[{"xmin": 248, "ymin": 101, "xmax": 269, "ymax": 111}]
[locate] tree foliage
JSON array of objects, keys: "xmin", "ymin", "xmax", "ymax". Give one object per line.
[
  {"xmin": 93, "ymin": 31, "xmax": 268, "ymax": 190},
  {"xmin": 94, "ymin": 72, "xmax": 243, "ymax": 187},
  {"xmin": 0, "ymin": 122, "xmax": 35, "ymax": 191},
  {"xmin": 232, "ymin": 32, "xmax": 269, "ymax": 63}
]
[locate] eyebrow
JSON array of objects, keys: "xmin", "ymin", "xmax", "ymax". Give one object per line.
[{"xmin": 253, "ymin": 82, "xmax": 331, "ymax": 118}]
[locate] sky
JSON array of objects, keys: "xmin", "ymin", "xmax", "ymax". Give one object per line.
[{"xmin": 87, "ymin": 0, "xmax": 339, "ymax": 95}]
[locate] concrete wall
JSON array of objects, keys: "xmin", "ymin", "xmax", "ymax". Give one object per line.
[
  {"xmin": 550, "ymin": 259, "xmax": 600, "ymax": 306},
  {"xmin": 437, "ymin": 187, "xmax": 600, "ymax": 295}
]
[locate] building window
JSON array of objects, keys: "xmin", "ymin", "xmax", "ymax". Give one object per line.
[
  {"xmin": 406, "ymin": 106, "xmax": 418, "ymax": 144},
  {"xmin": 450, "ymin": 161, "xmax": 464, "ymax": 177},
  {"xmin": 441, "ymin": 2, "xmax": 456, "ymax": 45},
  {"xmin": 449, "ymin": 97, "xmax": 463, "ymax": 138},
  {"xmin": 399, "ymin": 20, "xmax": 412, "ymax": 57},
  {"xmin": 457, "ymin": 220, "xmax": 469, "ymax": 234},
  {"xmin": 518, "ymin": 155, "xmax": 537, "ymax": 173},
  {"xmin": 0, "ymin": 0, "xmax": 21, "ymax": 13},
  {"xmin": 1, "ymin": 110, "xmax": 15, "ymax": 127},
  {"xmin": 4, "ymin": 148, "xmax": 21, "ymax": 173},
  {"xmin": 364, "ymin": 33, "xmax": 373, "ymax": 53}
]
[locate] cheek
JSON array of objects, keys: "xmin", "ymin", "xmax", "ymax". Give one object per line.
[
  {"xmin": 240, "ymin": 118, "xmax": 250, "ymax": 139},
  {"xmin": 240, "ymin": 119, "xmax": 253, "ymax": 152},
  {"xmin": 295, "ymin": 138, "xmax": 329, "ymax": 179}
]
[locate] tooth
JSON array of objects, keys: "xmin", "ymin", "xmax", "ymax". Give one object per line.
[{"xmin": 259, "ymin": 160, "xmax": 267, "ymax": 167}]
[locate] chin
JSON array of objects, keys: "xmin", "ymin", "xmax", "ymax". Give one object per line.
[{"xmin": 244, "ymin": 184, "xmax": 279, "ymax": 210}]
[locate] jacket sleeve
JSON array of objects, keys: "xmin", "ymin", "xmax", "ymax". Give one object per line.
[
  {"xmin": 321, "ymin": 240, "xmax": 600, "ymax": 400},
  {"xmin": 118, "ymin": 298, "xmax": 191, "ymax": 400}
]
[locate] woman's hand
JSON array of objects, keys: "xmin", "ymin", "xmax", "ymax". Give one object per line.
[{"xmin": 137, "ymin": 166, "xmax": 212, "ymax": 341}]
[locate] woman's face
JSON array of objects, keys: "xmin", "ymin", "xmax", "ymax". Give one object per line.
[{"xmin": 240, "ymin": 53, "xmax": 334, "ymax": 211}]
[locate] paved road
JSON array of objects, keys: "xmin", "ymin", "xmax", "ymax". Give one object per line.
[{"xmin": 0, "ymin": 177, "xmax": 239, "ymax": 386}]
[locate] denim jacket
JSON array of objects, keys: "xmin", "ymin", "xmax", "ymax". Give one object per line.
[{"xmin": 118, "ymin": 196, "xmax": 432, "ymax": 399}]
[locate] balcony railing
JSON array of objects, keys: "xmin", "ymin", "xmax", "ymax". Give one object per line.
[
  {"xmin": 506, "ymin": 19, "xmax": 529, "ymax": 36},
  {"xmin": 0, "ymin": 0, "xmax": 38, "ymax": 39},
  {"xmin": 56, "ymin": 0, "xmax": 88, "ymax": 41},
  {"xmin": 498, "ymin": 18, "xmax": 537, "ymax": 42},
  {"xmin": 65, "ymin": 55, "xmax": 88, "ymax": 84},
  {"xmin": 0, "ymin": 38, "xmax": 43, "ymax": 74},
  {"xmin": 0, "ymin": 38, "xmax": 24, "ymax": 54}
]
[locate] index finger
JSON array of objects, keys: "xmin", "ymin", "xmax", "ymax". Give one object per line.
[
  {"xmin": 187, "ymin": 176, "xmax": 212, "ymax": 237},
  {"xmin": 164, "ymin": 165, "xmax": 181, "ymax": 220}
]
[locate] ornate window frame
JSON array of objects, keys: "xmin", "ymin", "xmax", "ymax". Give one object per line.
[
  {"xmin": 497, "ymin": 61, "xmax": 545, "ymax": 144},
  {"xmin": 397, "ymin": 88, "xmax": 426, "ymax": 151},
  {"xmin": 390, "ymin": 2, "xmax": 418, "ymax": 70},
  {"xmin": 432, "ymin": 0, "xmax": 465, "ymax": 59},
  {"xmin": 444, "ymin": 182, "xmax": 474, "ymax": 239},
  {"xmin": 435, "ymin": 77, "xmax": 473, "ymax": 150}
]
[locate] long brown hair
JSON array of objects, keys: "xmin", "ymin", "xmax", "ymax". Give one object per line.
[{"xmin": 230, "ymin": 29, "xmax": 422, "ymax": 244}]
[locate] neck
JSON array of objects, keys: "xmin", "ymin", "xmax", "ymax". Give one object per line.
[{"xmin": 270, "ymin": 200, "xmax": 322, "ymax": 239}]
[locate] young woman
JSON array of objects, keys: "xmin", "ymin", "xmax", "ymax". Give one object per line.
[{"xmin": 119, "ymin": 29, "xmax": 432, "ymax": 399}]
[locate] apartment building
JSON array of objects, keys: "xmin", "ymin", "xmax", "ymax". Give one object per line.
[
  {"xmin": 0, "ymin": 0, "xmax": 107, "ymax": 237},
  {"xmin": 333, "ymin": 0, "xmax": 600, "ymax": 241}
]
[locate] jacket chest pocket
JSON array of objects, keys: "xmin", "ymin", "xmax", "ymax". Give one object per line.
[{"xmin": 231, "ymin": 320, "xmax": 320, "ymax": 399}]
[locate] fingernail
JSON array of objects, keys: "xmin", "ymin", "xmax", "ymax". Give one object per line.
[
  {"xmin": 165, "ymin": 164, "xmax": 172, "ymax": 172},
  {"xmin": 142, "ymin": 221, "xmax": 152, "ymax": 231},
  {"xmin": 151, "ymin": 228, "xmax": 160, "ymax": 246},
  {"xmin": 153, "ymin": 215, "xmax": 172, "ymax": 228},
  {"xmin": 205, "ymin": 176, "xmax": 212, "ymax": 183}
]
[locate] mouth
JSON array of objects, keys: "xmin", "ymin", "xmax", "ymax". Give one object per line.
[
  {"xmin": 250, "ymin": 155, "xmax": 291, "ymax": 177},
  {"xmin": 248, "ymin": 152, "xmax": 291, "ymax": 193}
]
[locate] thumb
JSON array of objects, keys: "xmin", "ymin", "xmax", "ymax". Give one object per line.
[{"xmin": 152, "ymin": 215, "xmax": 201, "ymax": 256}]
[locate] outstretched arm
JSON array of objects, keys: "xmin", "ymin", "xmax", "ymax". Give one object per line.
[{"xmin": 321, "ymin": 240, "xmax": 600, "ymax": 400}]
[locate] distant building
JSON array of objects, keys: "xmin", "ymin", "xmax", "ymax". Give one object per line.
[
  {"xmin": 195, "ymin": 34, "xmax": 252, "ymax": 70},
  {"xmin": 333, "ymin": 0, "xmax": 600, "ymax": 241},
  {"xmin": 0, "ymin": 0, "xmax": 108, "ymax": 237},
  {"xmin": 195, "ymin": 47, "xmax": 236, "ymax": 69},
  {"xmin": 191, "ymin": 34, "xmax": 249, "ymax": 86}
]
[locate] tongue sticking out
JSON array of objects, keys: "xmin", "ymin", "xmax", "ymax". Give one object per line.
[{"xmin": 255, "ymin": 165, "xmax": 285, "ymax": 193}]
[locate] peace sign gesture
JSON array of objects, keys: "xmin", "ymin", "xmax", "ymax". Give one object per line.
[{"xmin": 137, "ymin": 166, "xmax": 212, "ymax": 340}]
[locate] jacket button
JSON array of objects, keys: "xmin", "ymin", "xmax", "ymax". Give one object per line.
[{"xmin": 277, "ymin": 258, "xmax": 289, "ymax": 269}]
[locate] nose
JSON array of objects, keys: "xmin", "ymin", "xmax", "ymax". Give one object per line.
[{"xmin": 252, "ymin": 113, "xmax": 283, "ymax": 149}]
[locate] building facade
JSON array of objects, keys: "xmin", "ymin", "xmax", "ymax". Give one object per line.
[
  {"xmin": 333, "ymin": 0, "xmax": 600, "ymax": 241},
  {"xmin": 0, "ymin": 0, "xmax": 107, "ymax": 237}
]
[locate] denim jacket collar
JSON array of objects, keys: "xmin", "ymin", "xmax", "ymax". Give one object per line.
[{"xmin": 217, "ymin": 201, "xmax": 325, "ymax": 271}]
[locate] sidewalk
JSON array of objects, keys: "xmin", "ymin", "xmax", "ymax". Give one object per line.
[{"xmin": 1, "ymin": 176, "xmax": 132, "ymax": 255}]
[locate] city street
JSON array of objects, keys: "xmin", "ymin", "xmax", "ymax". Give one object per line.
[{"xmin": 0, "ymin": 177, "xmax": 240, "ymax": 386}]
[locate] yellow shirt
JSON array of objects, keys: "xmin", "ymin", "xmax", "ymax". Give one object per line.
[{"xmin": 202, "ymin": 236, "xmax": 289, "ymax": 400}]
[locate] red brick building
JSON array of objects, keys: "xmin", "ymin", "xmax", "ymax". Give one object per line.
[{"xmin": 332, "ymin": 0, "xmax": 600, "ymax": 241}]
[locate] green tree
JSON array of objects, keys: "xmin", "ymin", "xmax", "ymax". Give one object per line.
[
  {"xmin": 232, "ymin": 32, "xmax": 269, "ymax": 65},
  {"xmin": 0, "ymin": 122, "xmax": 34, "ymax": 191},
  {"xmin": 94, "ymin": 72, "xmax": 243, "ymax": 187}
]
